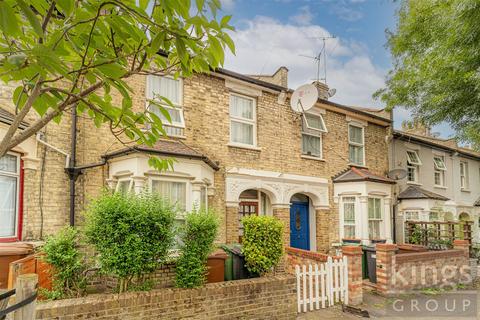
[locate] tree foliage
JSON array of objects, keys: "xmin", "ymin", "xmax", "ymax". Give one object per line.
[
  {"xmin": 242, "ymin": 215, "xmax": 283, "ymax": 275},
  {"xmin": 0, "ymin": 0, "xmax": 235, "ymax": 165},
  {"xmin": 375, "ymin": 0, "xmax": 480, "ymax": 145},
  {"xmin": 175, "ymin": 210, "xmax": 219, "ymax": 288},
  {"xmin": 84, "ymin": 192, "xmax": 176, "ymax": 292}
]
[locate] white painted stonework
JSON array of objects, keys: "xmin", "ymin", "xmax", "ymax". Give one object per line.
[
  {"xmin": 225, "ymin": 167, "xmax": 329, "ymax": 208},
  {"xmin": 334, "ymin": 181, "xmax": 393, "ymax": 244}
]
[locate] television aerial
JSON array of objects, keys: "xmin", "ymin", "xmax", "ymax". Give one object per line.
[{"xmin": 387, "ymin": 168, "xmax": 408, "ymax": 180}]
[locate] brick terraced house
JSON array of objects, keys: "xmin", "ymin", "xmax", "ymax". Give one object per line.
[{"xmin": 0, "ymin": 66, "xmax": 394, "ymax": 252}]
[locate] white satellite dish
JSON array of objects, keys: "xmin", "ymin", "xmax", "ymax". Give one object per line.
[{"xmin": 290, "ymin": 84, "xmax": 318, "ymax": 113}]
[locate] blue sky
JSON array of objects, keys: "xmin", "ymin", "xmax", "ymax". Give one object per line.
[{"xmin": 220, "ymin": 0, "xmax": 455, "ymax": 138}]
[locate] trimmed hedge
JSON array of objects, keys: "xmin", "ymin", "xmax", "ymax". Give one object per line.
[{"xmin": 242, "ymin": 215, "xmax": 284, "ymax": 275}]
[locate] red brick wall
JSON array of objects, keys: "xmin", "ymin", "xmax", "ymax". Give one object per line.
[
  {"xmin": 376, "ymin": 241, "xmax": 471, "ymax": 295},
  {"xmin": 285, "ymin": 246, "xmax": 333, "ymax": 274}
]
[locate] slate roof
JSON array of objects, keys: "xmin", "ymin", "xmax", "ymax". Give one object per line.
[
  {"xmin": 397, "ymin": 185, "xmax": 449, "ymax": 201},
  {"xmin": 474, "ymin": 197, "xmax": 480, "ymax": 207},
  {"xmin": 0, "ymin": 108, "xmax": 29, "ymax": 129},
  {"xmin": 333, "ymin": 166, "xmax": 395, "ymax": 184},
  {"xmin": 104, "ymin": 139, "xmax": 219, "ymax": 170}
]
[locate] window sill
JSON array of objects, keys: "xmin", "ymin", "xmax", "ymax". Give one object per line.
[
  {"xmin": 461, "ymin": 188, "xmax": 471, "ymax": 193},
  {"xmin": 227, "ymin": 143, "xmax": 262, "ymax": 151},
  {"xmin": 348, "ymin": 163, "xmax": 368, "ymax": 169},
  {"xmin": 301, "ymin": 155, "xmax": 325, "ymax": 162},
  {"xmin": 434, "ymin": 185, "xmax": 447, "ymax": 190},
  {"xmin": 406, "ymin": 181, "xmax": 423, "ymax": 186}
]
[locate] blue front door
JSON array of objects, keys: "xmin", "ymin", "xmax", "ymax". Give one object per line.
[{"xmin": 290, "ymin": 202, "xmax": 310, "ymax": 250}]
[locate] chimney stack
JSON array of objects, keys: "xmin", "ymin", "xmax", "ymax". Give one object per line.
[{"xmin": 312, "ymin": 81, "xmax": 329, "ymax": 100}]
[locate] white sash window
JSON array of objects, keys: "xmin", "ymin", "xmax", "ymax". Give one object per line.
[
  {"xmin": 0, "ymin": 153, "xmax": 20, "ymax": 239},
  {"xmin": 229, "ymin": 94, "xmax": 256, "ymax": 147}
]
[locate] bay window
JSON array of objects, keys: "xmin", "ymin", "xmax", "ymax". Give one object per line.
[
  {"xmin": 146, "ymin": 75, "xmax": 185, "ymax": 136},
  {"xmin": 433, "ymin": 156, "xmax": 446, "ymax": 186},
  {"xmin": 348, "ymin": 124, "xmax": 364, "ymax": 165},
  {"xmin": 302, "ymin": 113, "xmax": 326, "ymax": 158},
  {"xmin": 230, "ymin": 94, "xmax": 256, "ymax": 147},
  {"xmin": 368, "ymin": 198, "xmax": 382, "ymax": 239},
  {"xmin": 343, "ymin": 197, "xmax": 356, "ymax": 238},
  {"xmin": 0, "ymin": 153, "xmax": 20, "ymax": 240},
  {"xmin": 151, "ymin": 180, "xmax": 187, "ymax": 211}
]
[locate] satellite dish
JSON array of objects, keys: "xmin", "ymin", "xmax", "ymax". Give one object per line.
[
  {"xmin": 387, "ymin": 168, "xmax": 408, "ymax": 180},
  {"xmin": 290, "ymin": 84, "xmax": 318, "ymax": 113},
  {"xmin": 328, "ymin": 88, "xmax": 336, "ymax": 98}
]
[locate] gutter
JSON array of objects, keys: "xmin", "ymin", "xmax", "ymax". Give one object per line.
[{"xmin": 103, "ymin": 146, "xmax": 220, "ymax": 171}]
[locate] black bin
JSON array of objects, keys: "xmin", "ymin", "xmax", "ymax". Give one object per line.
[
  {"xmin": 221, "ymin": 244, "xmax": 254, "ymax": 280},
  {"xmin": 363, "ymin": 245, "xmax": 377, "ymax": 283}
]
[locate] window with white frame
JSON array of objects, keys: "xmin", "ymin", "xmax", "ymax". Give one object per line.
[
  {"xmin": 343, "ymin": 197, "xmax": 356, "ymax": 238},
  {"xmin": 116, "ymin": 179, "xmax": 133, "ymax": 194},
  {"xmin": 406, "ymin": 150, "xmax": 421, "ymax": 182},
  {"xmin": 460, "ymin": 161, "xmax": 469, "ymax": 189},
  {"xmin": 368, "ymin": 198, "xmax": 382, "ymax": 239},
  {"xmin": 348, "ymin": 124, "xmax": 364, "ymax": 165},
  {"xmin": 404, "ymin": 211, "xmax": 419, "ymax": 221},
  {"xmin": 146, "ymin": 75, "xmax": 185, "ymax": 136},
  {"xmin": 301, "ymin": 113, "xmax": 327, "ymax": 158},
  {"xmin": 0, "ymin": 153, "xmax": 20, "ymax": 239},
  {"xmin": 433, "ymin": 156, "xmax": 446, "ymax": 186},
  {"xmin": 229, "ymin": 94, "xmax": 256, "ymax": 146},
  {"xmin": 151, "ymin": 180, "xmax": 187, "ymax": 211}
]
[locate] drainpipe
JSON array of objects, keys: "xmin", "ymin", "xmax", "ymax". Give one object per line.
[{"xmin": 68, "ymin": 107, "xmax": 78, "ymax": 227}]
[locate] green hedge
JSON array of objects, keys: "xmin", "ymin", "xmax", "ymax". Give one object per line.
[
  {"xmin": 242, "ymin": 215, "xmax": 284, "ymax": 275},
  {"xmin": 175, "ymin": 210, "xmax": 219, "ymax": 288},
  {"xmin": 85, "ymin": 192, "xmax": 176, "ymax": 292}
]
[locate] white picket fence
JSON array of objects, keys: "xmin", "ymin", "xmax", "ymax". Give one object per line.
[{"xmin": 295, "ymin": 256, "xmax": 348, "ymax": 313}]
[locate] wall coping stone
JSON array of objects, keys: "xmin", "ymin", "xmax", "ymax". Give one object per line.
[{"xmin": 395, "ymin": 249, "xmax": 464, "ymax": 263}]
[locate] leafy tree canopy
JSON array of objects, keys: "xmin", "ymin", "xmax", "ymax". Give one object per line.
[
  {"xmin": 0, "ymin": 0, "xmax": 234, "ymax": 166},
  {"xmin": 375, "ymin": 0, "xmax": 480, "ymax": 146}
]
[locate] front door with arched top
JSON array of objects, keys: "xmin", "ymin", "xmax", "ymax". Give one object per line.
[{"xmin": 290, "ymin": 201, "xmax": 310, "ymax": 250}]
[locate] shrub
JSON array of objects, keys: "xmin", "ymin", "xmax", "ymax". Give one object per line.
[
  {"xmin": 41, "ymin": 227, "xmax": 85, "ymax": 299},
  {"xmin": 175, "ymin": 210, "xmax": 219, "ymax": 288},
  {"xmin": 85, "ymin": 192, "xmax": 176, "ymax": 292},
  {"xmin": 242, "ymin": 215, "xmax": 284, "ymax": 275}
]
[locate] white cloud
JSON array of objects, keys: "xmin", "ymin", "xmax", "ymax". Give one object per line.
[
  {"xmin": 225, "ymin": 15, "xmax": 386, "ymax": 108},
  {"xmin": 289, "ymin": 6, "xmax": 314, "ymax": 26},
  {"xmin": 219, "ymin": 0, "xmax": 235, "ymax": 11}
]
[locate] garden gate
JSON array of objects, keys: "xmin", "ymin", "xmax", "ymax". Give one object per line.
[{"xmin": 295, "ymin": 256, "xmax": 348, "ymax": 313}]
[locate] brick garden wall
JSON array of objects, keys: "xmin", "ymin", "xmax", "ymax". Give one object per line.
[
  {"xmin": 375, "ymin": 241, "xmax": 471, "ymax": 295},
  {"xmin": 35, "ymin": 275, "xmax": 297, "ymax": 320},
  {"xmin": 285, "ymin": 246, "xmax": 331, "ymax": 274}
]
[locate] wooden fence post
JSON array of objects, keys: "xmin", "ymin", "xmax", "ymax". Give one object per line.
[{"xmin": 14, "ymin": 273, "xmax": 37, "ymax": 320}]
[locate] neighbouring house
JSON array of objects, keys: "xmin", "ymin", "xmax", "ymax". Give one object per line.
[
  {"xmin": 0, "ymin": 65, "xmax": 393, "ymax": 252},
  {"xmin": 391, "ymin": 122, "xmax": 480, "ymax": 243}
]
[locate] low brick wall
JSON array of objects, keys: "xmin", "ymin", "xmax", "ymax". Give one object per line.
[
  {"xmin": 285, "ymin": 246, "xmax": 333, "ymax": 273},
  {"xmin": 376, "ymin": 240, "xmax": 472, "ymax": 295},
  {"xmin": 36, "ymin": 275, "xmax": 296, "ymax": 319}
]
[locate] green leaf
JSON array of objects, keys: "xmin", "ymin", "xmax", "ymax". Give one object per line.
[
  {"xmin": 17, "ymin": 0, "xmax": 44, "ymax": 37},
  {"xmin": 0, "ymin": 1, "xmax": 20, "ymax": 36},
  {"xmin": 97, "ymin": 63, "xmax": 125, "ymax": 79},
  {"xmin": 56, "ymin": 0, "xmax": 74, "ymax": 16}
]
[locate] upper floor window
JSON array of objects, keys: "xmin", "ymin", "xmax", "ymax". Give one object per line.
[
  {"xmin": 0, "ymin": 153, "xmax": 20, "ymax": 240},
  {"xmin": 348, "ymin": 124, "xmax": 364, "ymax": 166},
  {"xmin": 146, "ymin": 75, "xmax": 185, "ymax": 136},
  {"xmin": 406, "ymin": 150, "xmax": 421, "ymax": 182},
  {"xmin": 342, "ymin": 197, "xmax": 356, "ymax": 238},
  {"xmin": 368, "ymin": 198, "xmax": 382, "ymax": 239},
  {"xmin": 229, "ymin": 94, "xmax": 256, "ymax": 147},
  {"xmin": 433, "ymin": 156, "xmax": 446, "ymax": 186},
  {"xmin": 460, "ymin": 161, "xmax": 469, "ymax": 189},
  {"xmin": 301, "ymin": 113, "xmax": 326, "ymax": 158}
]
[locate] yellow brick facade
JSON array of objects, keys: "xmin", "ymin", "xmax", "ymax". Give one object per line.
[{"xmin": 0, "ymin": 70, "xmax": 390, "ymax": 252}]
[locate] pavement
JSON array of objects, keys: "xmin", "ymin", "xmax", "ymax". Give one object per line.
[{"xmin": 296, "ymin": 290, "xmax": 480, "ymax": 319}]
